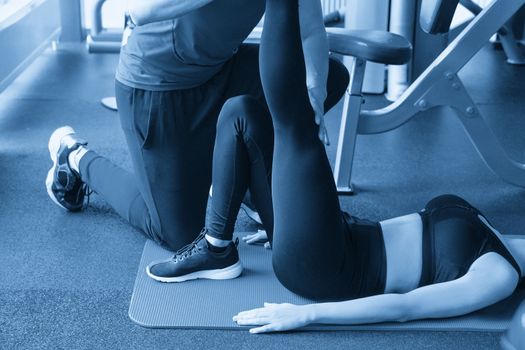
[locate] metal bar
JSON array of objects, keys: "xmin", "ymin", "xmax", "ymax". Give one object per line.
[
  {"xmin": 87, "ymin": 40, "xmax": 120, "ymax": 53},
  {"xmin": 438, "ymin": 77, "xmax": 525, "ymax": 186},
  {"xmin": 59, "ymin": 0, "xmax": 84, "ymax": 42},
  {"xmin": 357, "ymin": 0, "xmax": 525, "ymax": 134},
  {"xmin": 499, "ymin": 21, "xmax": 525, "ymax": 65},
  {"xmin": 386, "ymin": 0, "xmax": 417, "ymax": 101},
  {"xmin": 333, "ymin": 58, "xmax": 366, "ymax": 194},
  {"xmin": 86, "ymin": 0, "xmax": 123, "ymax": 53},
  {"xmin": 461, "ymin": 0, "xmax": 525, "ymax": 65},
  {"xmin": 90, "ymin": 0, "xmax": 106, "ymax": 38}
]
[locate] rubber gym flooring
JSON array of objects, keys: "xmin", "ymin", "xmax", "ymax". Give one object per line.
[{"xmin": 0, "ymin": 43, "xmax": 524, "ymax": 349}]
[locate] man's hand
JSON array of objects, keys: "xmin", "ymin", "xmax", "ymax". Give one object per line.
[
  {"xmin": 233, "ymin": 303, "xmax": 313, "ymax": 333},
  {"xmin": 308, "ymin": 85, "xmax": 329, "ymax": 145},
  {"xmin": 121, "ymin": 12, "xmax": 135, "ymax": 47}
]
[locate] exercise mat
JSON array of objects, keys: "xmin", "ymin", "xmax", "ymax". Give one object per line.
[{"xmin": 129, "ymin": 235, "xmax": 525, "ymax": 331}]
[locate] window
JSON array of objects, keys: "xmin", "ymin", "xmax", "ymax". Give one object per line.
[
  {"xmin": 0, "ymin": 0, "xmax": 43, "ymax": 29},
  {"xmin": 83, "ymin": 0, "xmax": 126, "ymax": 30}
]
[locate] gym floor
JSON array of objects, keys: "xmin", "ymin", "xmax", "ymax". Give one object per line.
[{"xmin": 0, "ymin": 43, "xmax": 524, "ymax": 349}]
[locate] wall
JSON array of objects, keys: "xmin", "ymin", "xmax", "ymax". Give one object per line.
[{"xmin": 0, "ymin": 0, "xmax": 61, "ymax": 92}]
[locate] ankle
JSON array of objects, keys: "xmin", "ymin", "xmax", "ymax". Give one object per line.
[
  {"xmin": 68, "ymin": 146, "xmax": 88, "ymax": 175},
  {"xmin": 205, "ymin": 234, "xmax": 231, "ymax": 250}
]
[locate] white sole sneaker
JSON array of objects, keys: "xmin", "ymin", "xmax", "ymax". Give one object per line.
[
  {"xmin": 146, "ymin": 261, "xmax": 243, "ymax": 283},
  {"xmin": 46, "ymin": 126, "xmax": 89, "ymax": 212},
  {"xmin": 46, "ymin": 126, "xmax": 77, "ymax": 210}
]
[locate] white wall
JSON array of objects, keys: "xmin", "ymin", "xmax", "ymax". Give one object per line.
[{"xmin": 83, "ymin": 0, "xmax": 126, "ymax": 29}]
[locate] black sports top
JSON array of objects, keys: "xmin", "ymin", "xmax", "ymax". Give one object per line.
[{"xmin": 418, "ymin": 195, "xmax": 522, "ymax": 287}]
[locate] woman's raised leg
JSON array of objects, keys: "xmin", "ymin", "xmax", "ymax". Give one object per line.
[{"xmin": 260, "ymin": 0, "xmax": 350, "ymax": 300}]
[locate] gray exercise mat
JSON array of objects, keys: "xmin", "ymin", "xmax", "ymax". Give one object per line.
[{"xmin": 129, "ymin": 235, "xmax": 525, "ymax": 331}]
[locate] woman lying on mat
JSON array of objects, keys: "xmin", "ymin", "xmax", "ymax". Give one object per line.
[{"xmin": 147, "ymin": 0, "xmax": 525, "ymax": 333}]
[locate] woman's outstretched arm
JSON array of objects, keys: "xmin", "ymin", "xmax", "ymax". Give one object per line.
[
  {"xmin": 299, "ymin": 0, "xmax": 330, "ymax": 144},
  {"xmin": 234, "ymin": 252, "xmax": 518, "ymax": 333}
]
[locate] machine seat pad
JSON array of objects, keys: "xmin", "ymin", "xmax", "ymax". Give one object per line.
[{"xmin": 327, "ymin": 28, "xmax": 412, "ymax": 65}]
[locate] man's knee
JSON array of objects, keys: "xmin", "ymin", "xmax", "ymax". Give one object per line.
[{"xmin": 326, "ymin": 58, "xmax": 350, "ymax": 110}]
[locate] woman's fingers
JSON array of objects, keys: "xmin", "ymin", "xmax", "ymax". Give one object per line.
[
  {"xmin": 234, "ymin": 312, "xmax": 271, "ymax": 326},
  {"xmin": 318, "ymin": 120, "xmax": 330, "ymax": 146},
  {"xmin": 234, "ymin": 307, "xmax": 265, "ymax": 320},
  {"xmin": 323, "ymin": 128, "xmax": 330, "ymax": 146},
  {"xmin": 234, "ymin": 303, "xmax": 280, "ymax": 325},
  {"xmin": 264, "ymin": 302, "xmax": 278, "ymax": 307},
  {"xmin": 241, "ymin": 230, "xmax": 268, "ymax": 245},
  {"xmin": 234, "ymin": 304, "xmax": 303, "ymax": 334},
  {"xmin": 315, "ymin": 112, "xmax": 321, "ymax": 125},
  {"xmin": 249, "ymin": 324, "xmax": 276, "ymax": 334},
  {"xmin": 242, "ymin": 233, "xmax": 260, "ymax": 243},
  {"xmin": 245, "ymin": 236, "xmax": 257, "ymax": 244}
]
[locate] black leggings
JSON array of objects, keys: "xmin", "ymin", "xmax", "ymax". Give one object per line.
[
  {"xmin": 263, "ymin": 0, "xmax": 354, "ymax": 300},
  {"xmin": 208, "ymin": 0, "xmax": 386, "ymax": 301}
]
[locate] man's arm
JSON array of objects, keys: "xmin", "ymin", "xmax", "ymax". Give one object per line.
[
  {"xmin": 128, "ymin": 0, "xmax": 214, "ymax": 26},
  {"xmin": 298, "ymin": 0, "xmax": 330, "ymax": 144},
  {"xmin": 299, "ymin": 0, "xmax": 328, "ymax": 94}
]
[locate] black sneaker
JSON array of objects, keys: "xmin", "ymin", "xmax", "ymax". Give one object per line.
[
  {"xmin": 46, "ymin": 126, "xmax": 89, "ymax": 212},
  {"xmin": 146, "ymin": 231, "xmax": 243, "ymax": 283}
]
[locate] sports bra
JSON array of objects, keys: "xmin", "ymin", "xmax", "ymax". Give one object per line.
[{"xmin": 418, "ymin": 195, "xmax": 522, "ymax": 287}]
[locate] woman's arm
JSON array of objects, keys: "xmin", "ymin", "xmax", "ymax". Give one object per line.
[
  {"xmin": 234, "ymin": 252, "xmax": 518, "ymax": 333},
  {"xmin": 299, "ymin": 0, "xmax": 330, "ymax": 144},
  {"xmin": 128, "ymin": 0, "xmax": 215, "ymax": 26}
]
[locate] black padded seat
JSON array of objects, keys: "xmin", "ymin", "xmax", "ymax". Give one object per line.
[{"xmin": 327, "ymin": 28, "xmax": 413, "ymax": 65}]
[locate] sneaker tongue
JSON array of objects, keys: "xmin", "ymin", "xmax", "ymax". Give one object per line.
[
  {"xmin": 62, "ymin": 134, "xmax": 80, "ymax": 148},
  {"xmin": 173, "ymin": 232, "xmax": 207, "ymax": 259}
]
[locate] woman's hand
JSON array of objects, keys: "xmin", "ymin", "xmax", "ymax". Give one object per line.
[
  {"xmin": 242, "ymin": 230, "xmax": 268, "ymax": 245},
  {"xmin": 233, "ymin": 302, "xmax": 313, "ymax": 333},
  {"xmin": 308, "ymin": 85, "xmax": 329, "ymax": 145}
]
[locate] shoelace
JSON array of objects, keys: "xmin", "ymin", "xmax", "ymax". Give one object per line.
[
  {"xmin": 83, "ymin": 184, "xmax": 93, "ymax": 210},
  {"xmin": 172, "ymin": 230, "xmax": 207, "ymax": 262}
]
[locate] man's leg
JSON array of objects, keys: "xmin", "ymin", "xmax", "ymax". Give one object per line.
[{"xmin": 55, "ymin": 76, "xmax": 230, "ymax": 251}]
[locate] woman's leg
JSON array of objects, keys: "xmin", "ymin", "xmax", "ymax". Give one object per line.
[
  {"xmin": 207, "ymin": 95, "xmax": 274, "ymax": 243},
  {"xmin": 146, "ymin": 95, "xmax": 275, "ymax": 282},
  {"xmin": 260, "ymin": 0, "xmax": 350, "ymax": 300}
]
